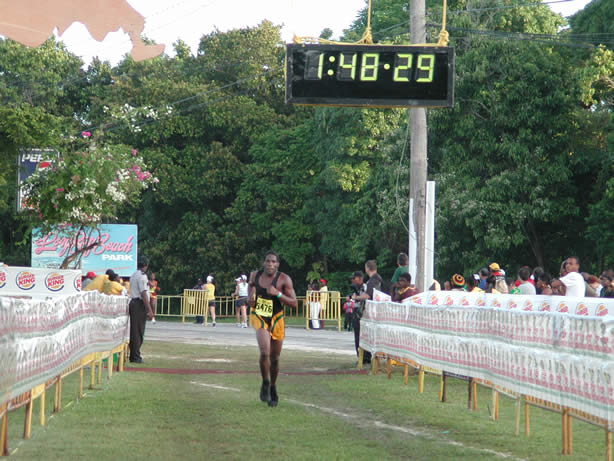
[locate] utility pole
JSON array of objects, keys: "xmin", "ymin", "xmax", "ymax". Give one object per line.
[{"xmin": 409, "ymin": 0, "xmax": 428, "ymax": 291}]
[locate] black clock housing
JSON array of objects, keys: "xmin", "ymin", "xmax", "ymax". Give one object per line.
[{"xmin": 286, "ymin": 43, "xmax": 454, "ymax": 108}]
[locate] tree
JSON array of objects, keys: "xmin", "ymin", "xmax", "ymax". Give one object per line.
[{"xmin": 24, "ymin": 133, "xmax": 157, "ymax": 268}]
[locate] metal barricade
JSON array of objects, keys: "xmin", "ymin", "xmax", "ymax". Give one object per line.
[
  {"xmin": 305, "ymin": 290, "xmax": 341, "ymax": 331},
  {"xmin": 180, "ymin": 289, "xmax": 211, "ymax": 323}
]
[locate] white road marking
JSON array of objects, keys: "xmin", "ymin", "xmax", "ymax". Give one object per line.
[
  {"xmin": 287, "ymin": 399, "xmax": 527, "ymax": 460},
  {"xmin": 190, "ymin": 381, "xmax": 241, "ymax": 392}
]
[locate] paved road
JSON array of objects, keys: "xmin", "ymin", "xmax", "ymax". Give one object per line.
[{"xmin": 145, "ymin": 320, "xmax": 356, "ymax": 356}]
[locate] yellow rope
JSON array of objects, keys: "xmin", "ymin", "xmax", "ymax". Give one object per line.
[{"xmin": 293, "ymin": 0, "xmax": 449, "ymax": 47}]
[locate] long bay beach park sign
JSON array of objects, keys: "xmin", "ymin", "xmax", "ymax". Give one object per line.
[{"xmin": 31, "ymin": 224, "xmax": 138, "ymax": 276}]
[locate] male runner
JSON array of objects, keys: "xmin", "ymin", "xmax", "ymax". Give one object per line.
[{"xmin": 248, "ymin": 250, "xmax": 297, "ymax": 407}]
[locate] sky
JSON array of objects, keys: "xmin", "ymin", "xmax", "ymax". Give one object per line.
[{"xmin": 38, "ymin": 0, "xmax": 595, "ymax": 65}]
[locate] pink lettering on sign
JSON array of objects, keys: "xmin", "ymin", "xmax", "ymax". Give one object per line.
[
  {"xmin": 0, "ymin": 270, "xmax": 6, "ymax": 288},
  {"xmin": 34, "ymin": 231, "xmax": 134, "ymax": 258}
]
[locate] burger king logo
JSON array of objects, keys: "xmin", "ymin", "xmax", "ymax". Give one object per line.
[
  {"xmin": 492, "ymin": 299, "xmax": 502, "ymax": 308},
  {"xmin": 74, "ymin": 275, "xmax": 82, "ymax": 291},
  {"xmin": 576, "ymin": 303, "xmax": 588, "ymax": 316},
  {"xmin": 523, "ymin": 301, "xmax": 533, "ymax": 311},
  {"xmin": 557, "ymin": 302, "xmax": 568, "ymax": 313},
  {"xmin": 539, "ymin": 302, "xmax": 551, "ymax": 312},
  {"xmin": 508, "ymin": 300, "xmax": 518, "ymax": 309},
  {"xmin": 16, "ymin": 271, "xmax": 36, "ymax": 290},
  {"xmin": 45, "ymin": 272, "xmax": 65, "ymax": 292},
  {"xmin": 596, "ymin": 304, "xmax": 608, "ymax": 317},
  {"xmin": 460, "ymin": 297, "xmax": 470, "ymax": 306},
  {"xmin": 429, "ymin": 295, "xmax": 439, "ymax": 305},
  {"xmin": 476, "ymin": 298, "xmax": 485, "ymax": 306},
  {"xmin": 444, "ymin": 296, "xmax": 454, "ymax": 306},
  {"xmin": 411, "ymin": 296, "xmax": 422, "ymax": 304},
  {"xmin": 0, "ymin": 270, "xmax": 6, "ymax": 289}
]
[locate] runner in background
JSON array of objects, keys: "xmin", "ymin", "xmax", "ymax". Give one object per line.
[{"xmin": 234, "ymin": 274, "xmax": 249, "ymax": 328}]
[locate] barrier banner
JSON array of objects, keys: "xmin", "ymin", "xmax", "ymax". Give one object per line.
[
  {"xmin": 0, "ymin": 291, "xmax": 129, "ymax": 403},
  {"xmin": 0, "ymin": 266, "xmax": 82, "ymax": 298},
  {"xmin": 361, "ymin": 292, "xmax": 614, "ymax": 424}
]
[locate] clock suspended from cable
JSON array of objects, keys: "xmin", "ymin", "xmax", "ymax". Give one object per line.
[{"xmin": 285, "ymin": 0, "xmax": 454, "ymax": 108}]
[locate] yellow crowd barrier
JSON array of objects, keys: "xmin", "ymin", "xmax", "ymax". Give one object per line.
[
  {"xmin": 305, "ymin": 291, "xmax": 342, "ymax": 331},
  {"xmin": 156, "ymin": 292, "xmax": 308, "ymax": 321},
  {"xmin": 360, "ymin": 348, "xmax": 614, "ymax": 459},
  {"xmin": 0, "ymin": 343, "xmax": 128, "ymax": 456}
]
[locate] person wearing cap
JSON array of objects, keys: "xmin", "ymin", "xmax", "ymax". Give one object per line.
[
  {"xmin": 204, "ymin": 275, "xmax": 216, "ymax": 326},
  {"xmin": 233, "ymin": 274, "xmax": 249, "ymax": 328},
  {"xmin": 248, "ymin": 250, "xmax": 297, "ymax": 407},
  {"xmin": 82, "ymin": 271, "xmax": 96, "ymax": 289},
  {"xmin": 451, "ymin": 274, "xmax": 465, "ymax": 291},
  {"xmin": 83, "ymin": 273, "xmax": 109, "ymax": 293},
  {"xmin": 128, "ymin": 256, "xmax": 154, "ymax": 363}
]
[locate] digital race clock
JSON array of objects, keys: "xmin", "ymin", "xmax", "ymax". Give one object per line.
[{"xmin": 285, "ymin": 44, "xmax": 454, "ymax": 108}]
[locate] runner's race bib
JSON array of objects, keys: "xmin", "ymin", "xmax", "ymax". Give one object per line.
[{"xmin": 255, "ymin": 297, "xmax": 273, "ymax": 317}]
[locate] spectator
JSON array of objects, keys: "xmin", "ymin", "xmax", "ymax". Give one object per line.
[
  {"xmin": 484, "ymin": 274, "xmax": 500, "ymax": 294},
  {"xmin": 193, "ymin": 278, "xmax": 205, "ymax": 324},
  {"xmin": 581, "ymin": 272, "xmax": 598, "ymax": 297},
  {"xmin": 83, "ymin": 273, "xmax": 108, "ymax": 293},
  {"xmin": 450, "ymin": 274, "xmax": 465, "ymax": 291},
  {"xmin": 587, "ymin": 275, "xmax": 602, "ymax": 297},
  {"xmin": 532, "ymin": 267, "xmax": 544, "ymax": 291},
  {"xmin": 353, "ymin": 261, "xmax": 383, "ymax": 364},
  {"xmin": 102, "ymin": 271, "xmax": 127, "ymax": 296},
  {"xmin": 429, "ymin": 280, "xmax": 441, "ymax": 291},
  {"xmin": 466, "ymin": 274, "xmax": 484, "ymax": 293},
  {"xmin": 559, "ymin": 257, "xmax": 585, "ymax": 297},
  {"xmin": 600, "ymin": 271, "xmax": 614, "ymax": 298},
  {"xmin": 319, "ymin": 278, "xmax": 329, "ymax": 328},
  {"xmin": 149, "ymin": 272, "xmax": 160, "ymax": 314},
  {"xmin": 478, "ymin": 267, "xmax": 490, "ymax": 290},
  {"xmin": 82, "ymin": 271, "xmax": 96, "ymax": 289},
  {"xmin": 517, "ymin": 267, "xmax": 536, "ymax": 295},
  {"xmin": 551, "ymin": 278, "xmax": 565, "ymax": 296},
  {"xmin": 390, "ymin": 252, "xmax": 409, "ymax": 294},
  {"xmin": 536, "ymin": 273, "xmax": 553, "ymax": 295},
  {"xmin": 507, "ymin": 277, "xmax": 520, "ymax": 294},
  {"xmin": 308, "ymin": 280, "xmax": 321, "ymax": 329},
  {"xmin": 392, "ymin": 273, "xmax": 418, "ymax": 301}
]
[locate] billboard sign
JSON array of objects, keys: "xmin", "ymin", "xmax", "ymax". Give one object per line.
[
  {"xmin": 17, "ymin": 148, "xmax": 58, "ymax": 211},
  {"xmin": 31, "ymin": 224, "xmax": 138, "ymax": 276}
]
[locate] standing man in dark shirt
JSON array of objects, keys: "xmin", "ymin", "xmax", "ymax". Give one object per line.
[
  {"xmin": 128, "ymin": 256, "xmax": 154, "ymax": 363},
  {"xmin": 248, "ymin": 251, "xmax": 297, "ymax": 407},
  {"xmin": 352, "ymin": 260, "xmax": 382, "ymax": 364}
]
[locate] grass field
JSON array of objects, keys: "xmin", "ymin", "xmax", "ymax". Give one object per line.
[{"xmin": 5, "ymin": 338, "xmax": 609, "ymax": 460}]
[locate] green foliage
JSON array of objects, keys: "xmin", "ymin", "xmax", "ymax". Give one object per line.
[
  {"xmin": 0, "ymin": 14, "xmax": 612, "ymax": 292},
  {"xmin": 569, "ymin": 0, "xmax": 614, "ymax": 47}
]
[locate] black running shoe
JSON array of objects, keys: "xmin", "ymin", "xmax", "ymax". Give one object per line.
[
  {"xmin": 260, "ymin": 381, "xmax": 270, "ymax": 402},
  {"xmin": 268, "ymin": 385, "xmax": 278, "ymax": 407}
]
